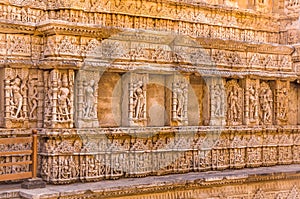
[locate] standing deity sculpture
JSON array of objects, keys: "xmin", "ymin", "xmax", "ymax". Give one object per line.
[
  {"xmin": 57, "ymin": 74, "xmax": 71, "ymax": 121},
  {"xmin": 128, "ymin": 74, "xmax": 148, "ymax": 126},
  {"xmin": 83, "ymin": 80, "xmax": 96, "ymax": 118},
  {"xmin": 10, "ymin": 77, "xmax": 26, "ymax": 119},
  {"xmin": 227, "ymin": 89, "xmax": 239, "ymax": 122},
  {"xmin": 249, "ymin": 85, "xmax": 258, "ymax": 121},
  {"xmin": 212, "ymin": 84, "xmax": 224, "ymax": 117},
  {"xmin": 172, "ymin": 80, "xmax": 188, "ymax": 125},
  {"xmin": 226, "ymin": 80, "xmax": 243, "ymax": 125},
  {"xmin": 259, "ymin": 83, "xmax": 273, "ymax": 124},
  {"xmin": 28, "ymin": 78, "xmax": 38, "ymax": 120},
  {"xmin": 133, "ymin": 81, "xmax": 145, "ymax": 120}
]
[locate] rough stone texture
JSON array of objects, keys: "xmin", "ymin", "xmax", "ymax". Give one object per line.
[{"xmin": 1, "ymin": 0, "xmax": 300, "ymax": 197}]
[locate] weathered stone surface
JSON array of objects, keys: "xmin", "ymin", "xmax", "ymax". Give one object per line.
[{"xmin": 1, "ymin": 0, "xmax": 300, "ymax": 197}]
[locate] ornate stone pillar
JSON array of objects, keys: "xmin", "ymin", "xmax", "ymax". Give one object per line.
[
  {"xmin": 44, "ymin": 69, "xmax": 74, "ymax": 128},
  {"xmin": 75, "ymin": 69, "xmax": 100, "ymax": 128}
]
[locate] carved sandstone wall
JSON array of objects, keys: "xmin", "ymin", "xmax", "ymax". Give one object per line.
[{"xmin": 1, "ymin": 0, "xmax": 300, "ymax": 189}]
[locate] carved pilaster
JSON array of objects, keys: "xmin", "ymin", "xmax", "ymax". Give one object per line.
[
  {"xmin": 75, "ymin": 69, "xmax": 100, "ymax": 128},
  {"xmin": 43, "ymin": 69, "xmax": 74, "ymax": 128}
]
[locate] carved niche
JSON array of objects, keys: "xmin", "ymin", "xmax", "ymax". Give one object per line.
[
  {"xmin": 172, "ymin": 76, "xmax": 188, "ymax": 126},
  {"xmin": 128, "ymin": 73, "xmax": 148, "ymax": 127},
  {"xmin": 44, "ymin": 69, "xmax": 74, "ymax": 128},
  {"xmin": 75, "ymin": 69, "xmax": 100, "ymax": 128},
  {"xmin": 225, "ymin": 80, "xmax": 243, "ymax": 126},
  {"xmin": 259, "ymin": 82, "xmax": 273, "ymax": 125}
]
